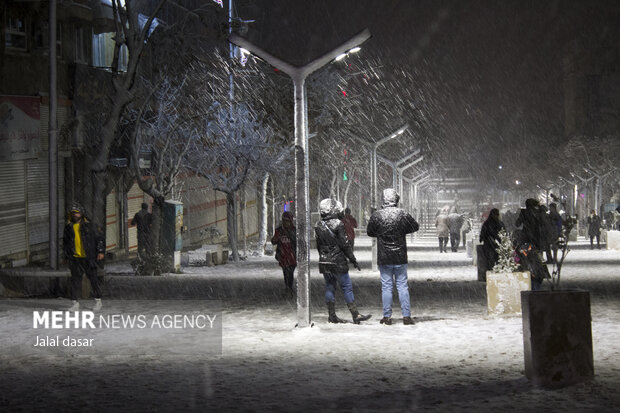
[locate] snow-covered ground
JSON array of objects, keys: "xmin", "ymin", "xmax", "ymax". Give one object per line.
[{"xmin": 1, "ymin": 236, "xmax": 619, "ymax": 412}]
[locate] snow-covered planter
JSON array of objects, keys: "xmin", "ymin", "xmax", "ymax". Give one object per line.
[
  {"xmin": 606, "ymin": 230, "xmax": 620, "ymax": 250},
  {"xmin": 486, "ymin": 271, "xmax": 531, "ymax": 315},
  {"xmin": 486, "ymin": 229, "xmax": 530, "ymax": 316}
]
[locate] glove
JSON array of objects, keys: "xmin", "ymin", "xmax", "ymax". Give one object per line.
[{"xmin": 353, "ymin": 261, "xmax": 361, "ymax": 271}]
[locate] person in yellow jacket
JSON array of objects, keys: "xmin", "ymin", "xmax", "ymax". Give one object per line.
[{"xmin": 63, "ymin": 203, "xmax": 105, "ymax": 311}]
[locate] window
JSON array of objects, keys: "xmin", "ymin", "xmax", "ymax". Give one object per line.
[
  {"xmin": 92, "ymin": 32, "xmax": 128, "ymax": 72},
  {"xmin": 75, "ymin": 26, "xmax": 88, "ymax": 63},
  {"xmin": 5, "ymin": 14, "xmax": 27, "ymax": 51}
]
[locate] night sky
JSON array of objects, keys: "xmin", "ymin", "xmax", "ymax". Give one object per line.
[{"xmin": 232, "ymin": 0, "xmax": 620, "ymax": 187}]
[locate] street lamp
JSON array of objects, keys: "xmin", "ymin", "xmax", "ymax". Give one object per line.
[
  {"xmin": 371, "ymin": 124, "xmax": 408, "ymax": 210},
  {"xmin": 229, "ymin": 29, "xmax": 371, "ymax": 328},
  {"xmin": 396, "ymin": 151, "xmax": 422, "ymax": 195}
]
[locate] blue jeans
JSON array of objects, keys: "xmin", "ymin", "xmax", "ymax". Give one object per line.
[
  {"xmin": 323, "ymin": 272, "xmax": 354, "ymax": 304},
  {"xmin": 379, "ymin": 264, "xmax": 411, "ymax": 317}
]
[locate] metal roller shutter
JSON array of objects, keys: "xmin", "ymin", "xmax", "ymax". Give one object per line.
[
  {"xmin": 0, "ymin": 161, "xmax": 27, "ymax": 257},
  {"xmin": 27, "ymin": 158, "xmax": 49, "ymax": 245}
]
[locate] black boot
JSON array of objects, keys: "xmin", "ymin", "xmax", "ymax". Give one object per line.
[
  {"xmin": 347, "ymin": 302, "xmax": 371, "ymax": 324},
  {"xmin": 327, "ymin": 302, "xmax": 347, "ymax": 324}
]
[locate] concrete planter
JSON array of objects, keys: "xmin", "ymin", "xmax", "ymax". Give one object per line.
[
  {"xmin": 607, "ymin": 230, "xmax": 620, "ymax": 250},
  {"xmin": 486, "ymin": 271, "xmax": 531, "ymax": 315},
  {"xmin": 521, "ymin": 290, "xmax": 594, "ymax": 388}
]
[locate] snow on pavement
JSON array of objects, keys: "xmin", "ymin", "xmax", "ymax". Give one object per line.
[{"xmin": 1, "ymin": 239, "xmax": 619, "ymax": 412}]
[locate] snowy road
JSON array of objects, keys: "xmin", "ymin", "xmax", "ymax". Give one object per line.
[{"xmin": 1, "ymin": 237, "xmax": 619, "ymax": 412}]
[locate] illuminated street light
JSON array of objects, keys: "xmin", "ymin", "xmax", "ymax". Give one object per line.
[
  {"xmin": 371, "ymin": 124, "xmax": 409, "ymax": 210},
  {"xmin": 229, "ymin": 29, "xmax": 371, "ymax": 328}
]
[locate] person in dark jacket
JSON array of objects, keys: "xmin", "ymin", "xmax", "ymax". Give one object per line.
[
  {"xmin": 515, "ymin": 198, "xmax": 550, "ymax": 290},
  {"xmin": 130, "ymin": 202, "xmax": 152, "ymax": 259},
  {"xmin": 587, "ymin": 209, "xmax": 602, "ymax": 249},
  {"xmin": 447, "ymin": 209, "xmax": 464, "ymax": 252},
  {"xmin": 271, "ymin": 211, "xmax": 297, "ymax": 295},
  {"xmin": 63, "ymin": 203, "xmax": 105, "ymax": 311},
  {"xmin": 342, "ymin": 207, "xmax": 358, "ymax": 249},
  {"xmin": 315, "ymin": 199, "xmax": 371, "ymax": 324},
  {"xmin": 547, "ymin": 203, "xmax": 563, "ymax": 263},
  {"xmin": 366, "ymin": 188, "xmax": 419, "ymax": 325},
  {"xmin": 479, "ymin": 208, "xmax": 505, "ymax": 272}
]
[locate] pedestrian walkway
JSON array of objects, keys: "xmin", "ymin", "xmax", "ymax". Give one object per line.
[{"xmin": 1, "ymin": 236, "xmax": 619, "ymax": 411}]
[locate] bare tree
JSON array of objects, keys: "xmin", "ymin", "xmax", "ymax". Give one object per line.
[
  {"xmin": 74, "ymin": 0, "xmax": 172, "ymax": 231},
  {"xmin": 126, "ymin": 77, "xmax": 195, "ymax": 261},
  {"xmin": 188, "ymin": 100, "xmax": 284, "ymax": 261}
]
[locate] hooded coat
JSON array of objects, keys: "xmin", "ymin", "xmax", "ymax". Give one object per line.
[
  {"xmin": 366, "ymin": 189, "xmax": 419, "ymax": 265},
  {"xmin": 315, "ymin": 199, "xmax": 358, "ymax": 274},
  {"xmin": 479, "ymin": 209, "xmax": 505, "ymax": 269},
  {"xmin": 435, "ymin": 213, "xmax": 449, "ymax": 237}
]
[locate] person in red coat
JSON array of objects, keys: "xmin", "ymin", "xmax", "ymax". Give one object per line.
[
  {"xmin": 271, "ymin": 211, "xmax": 297, "ymax": 295},
  {"xmin": 342, "ymin": 207, "xmax": 358, "ymax": 249}
]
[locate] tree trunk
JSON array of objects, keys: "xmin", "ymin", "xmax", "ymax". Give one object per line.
[
  {"xmin": 151, "ymin": 195, "xmax": 165, "ymax": 255},
  {"xmin": 241, "ymin": 187, "xmax": 247, "ymax": 258},
  {"xmin": 270, "ymin": 176, "xmax": 276, "ymax": 239},
  {"xmin": 343, "ymin": 176, "xmax": 353, "ymax": 209},
  {"xmin": 329, "ymin": 169, "xmax": 337, "ymax": 199},
  {"xmin": 226, "ymin": 191, "xmax": 239, "ymax": 262},
  {"xmin": 257, "ymin": 173, "xmax": 269, "ymax": 256}
]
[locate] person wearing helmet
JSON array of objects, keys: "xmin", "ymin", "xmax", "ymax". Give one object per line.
[{"xmin": 315, "ymin": 198, "xmax": 371, "ymax": 324}]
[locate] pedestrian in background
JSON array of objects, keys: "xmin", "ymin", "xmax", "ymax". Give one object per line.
[
  {"xmin": 435, "ymin": 207, "xmax": 449, "ymax": 253},
  {"xmin": 63, "ymin": 203, "xmax": 105, "ymax": 311},
  {"xmin": 448, "ymin": 208, "xmax": 464, "ymax": 252},
  {"xmin": 315, "ymin": 199, "xmax": 370, "ymax": 324},
  {"xmin": 271, "ymin": 211, "xmax": 297, "ymax": 296},
  {"xmin": 515, "ymin": 198, "xmax": 550, "ymax": 290},
  {"xmin": 479, "ymin": 208, "xmax": 505, "ymax": 272},
  {"xmin": 130, "ymin": 202, "xmax": 152, "ymax": 259},
  {"xmin": 548, "ymin": 203, "xmax": 563, "ymax": 263},
  {"xmin": 342, "ymin": 207, "xmax": 358, "ymax": 249},
  {"xmin": 461, "ymin": 213, "xmax": 472, "ymax": 248},
  {"xmin": 367, "ymin": 188, "xmax": 419, "ymax": 325},
  {"xmin": 587, "ymin": 209, "xmax": 602, "ymax": 249}
]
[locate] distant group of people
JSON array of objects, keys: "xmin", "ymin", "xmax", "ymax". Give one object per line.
[
  {"xmin": 272, "ymin": 188, "xmax": 419, "ymax": 325},
  {"xmin": 434, "ymin": 207, "xmax": 471, "ymax": 253},
  {"xmin": 476, "ymin": 198, "xmax": 590, "ymax": 290}
]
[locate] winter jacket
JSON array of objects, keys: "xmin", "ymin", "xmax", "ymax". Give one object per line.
[
  {"xmin": 315, "ymin": 215, "xmax": 358, "ymax": 275},
  {"xmin": 131, "ymin": 209, "xmax": 153, "ymax": 240},
  {"xmin": 271, "ymin": 225, "xmax": 297, "ymax": 268},
  {"xmin": 479, "ymin": 216, "xmax": 505, "ymax": 269},
  {"xmin": 479, "ymin": 216, "xmax": 505, "ymax": 249},
  {"xmin": 63, "ymin": 218, "xmax": 105, "ymax": 268},
  {"xmin": 548, "ymin": 210, "xmax": 563, "ymax": 242},
  {"xmin": 435, "ymin": 214, "xmax": 449, "ymax": 237},
  {"xmin": 366, "ymin": 191, "xmax": 419, "ymax": 265},
  {"xmin": 447, "ymin": 213, "xmax": 464, "ymax": 234},
  {"xmin": 515, "ymin": 207, "xmax": 544, "ymax": 250},
  {"xmin": 587, "ymin": 214, "xmax": 601, "ymax": 236}
]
